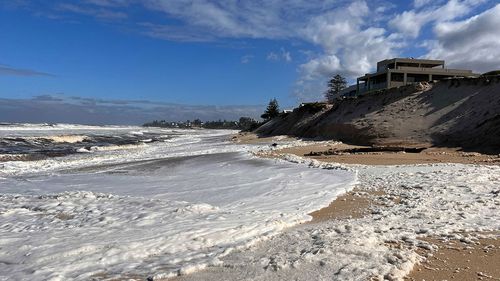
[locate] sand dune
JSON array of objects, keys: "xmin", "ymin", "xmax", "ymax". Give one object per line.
[{"xmin": 256, "ymin": 76, "xmax": 500, "ymax": 153}]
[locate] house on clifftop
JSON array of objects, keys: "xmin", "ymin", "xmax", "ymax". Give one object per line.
[{"xmin": 339, "ymin": 58, "xmax": 480, "ymax": 97}]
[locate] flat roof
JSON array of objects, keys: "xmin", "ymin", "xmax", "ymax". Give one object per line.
[
  {"xmin": 377, "ymin": 58, "xmax": 445, "ymax": 66},
  {"xmin": 358, "ymin": 69, "xmax": 477, "ymax": 81}
]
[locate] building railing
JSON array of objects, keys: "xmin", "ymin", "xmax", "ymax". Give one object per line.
[{"xmin": 394, "ymin": 66, "xmax": 473, "ymax": 73}]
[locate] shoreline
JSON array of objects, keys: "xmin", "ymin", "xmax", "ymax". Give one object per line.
[
  {"xmin": 231, "ymin": 132, "xmax": 500, "ymax": 281},
  {"xmin": 235, "ymin": 132, "xmax": 500, "ymax": 166}
]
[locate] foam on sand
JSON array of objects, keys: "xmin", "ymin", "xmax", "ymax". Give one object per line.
[{"xmin": 174, "ymin": 156, "xmax": 500, "ymax": 281}]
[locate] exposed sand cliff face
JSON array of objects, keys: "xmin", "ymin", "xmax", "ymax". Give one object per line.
[{"xmin": 256, "ymin": 76, "xmax": 500, "ymax": 153}]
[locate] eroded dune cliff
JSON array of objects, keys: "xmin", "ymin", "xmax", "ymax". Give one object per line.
[{"xmin": 256, "ymin": 76, "xmax": 500, "ymax": 153}]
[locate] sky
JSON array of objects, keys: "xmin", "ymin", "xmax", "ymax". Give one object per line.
[{"xmin": 1, "ymin": 0, "xmax": 500, "ymax": 124}]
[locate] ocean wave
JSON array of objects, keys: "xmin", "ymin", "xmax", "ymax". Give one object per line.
[
  {"xmin": 128, "ymin": 131, "xmax": 144, "ymax": 136},
  {"xmin": 37, "ymin": 135, "xmax": 89, "ymax": 143},
  {"xmin": 0, "ymin": 153, "xmax": 41, "ymax": 162},
  {"xmin": 90, "ymin": 143, "xmax": 147, "ymax": 151},
  {"xmin": 76, "ymin": 143, "xmax": 147, "ymax": 153}
]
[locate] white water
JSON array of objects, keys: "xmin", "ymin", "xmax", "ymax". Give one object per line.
[{"xmin": 0, "ymin": 125, "xmax": 356, "ymax": 280}]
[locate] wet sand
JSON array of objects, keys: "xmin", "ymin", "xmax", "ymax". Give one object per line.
[
  {"xmin": 278, "ymin": 144, "xmax": 500, "ymax": 165},
  {"xmin": 406, "ymin": 235, "xmax": 500, "ymax": 281},
  {"xmin": 308, "ymin": 189, "xmax": 385, "ymax": 222},
  {"xmin": 231, "ymin": 132, "xmax": 298, "ymax": 144},
  {"xmin": 235, "ymin": 132, "xmax": 500, "ymax": 165}
]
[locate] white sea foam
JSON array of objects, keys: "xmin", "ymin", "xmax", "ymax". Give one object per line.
[
  {"xmin": 0, "ymin": 126, "xmax": 356, "ymax": 280},
  {"xmin": 174, "ymin": 155, "xmax": 500, "ymax": 281}
]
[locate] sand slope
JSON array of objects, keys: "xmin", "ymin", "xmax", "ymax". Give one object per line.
[{"xmin": 256, "ymin": 76, "xmax": 500, "ymax": 153}]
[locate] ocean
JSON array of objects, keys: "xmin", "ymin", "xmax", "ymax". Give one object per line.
[{"xmin": 0, "ymin": 124, "xmax": 355, "ymax": 280}]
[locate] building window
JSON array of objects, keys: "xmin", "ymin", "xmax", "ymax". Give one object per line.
[
  {"xmin": 391, "ymin": 73, "xmax": 404, "ymax": 82},
  {"xmin": 407, "ymin": 74, "xmax": 428, "ymax": 83}
]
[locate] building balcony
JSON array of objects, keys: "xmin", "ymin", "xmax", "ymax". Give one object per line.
[{"xmin": 394, "ymin": 66, "xmax": 474, "ymax": 74}]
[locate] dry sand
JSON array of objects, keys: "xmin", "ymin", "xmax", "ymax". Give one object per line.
[{"xmin": 234, "ymin": 132, "xmax": 500, "ymax": 281}]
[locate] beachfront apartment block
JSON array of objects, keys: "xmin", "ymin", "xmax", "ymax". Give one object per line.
[{"xmin": 339, "ymin": 58, "xmax": 479, "ymax": 97}]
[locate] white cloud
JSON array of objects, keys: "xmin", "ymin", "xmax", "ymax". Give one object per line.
[
  {"xmin": 138, "ymin": 22, "xmax": 215, "ymax": 42},
  {"xmin": 0, "ymin": 64, "xmax": 54, "ymax": 77},
  {"xmin": 240, "ymin": 54, "xmax": 253, "ymax": 64},
  {"xmin": 281, "ymin": 48, "xmax": 292, "ymax": 62},
  {"xmin": 293, "ymin": 1, "xmax": 400, "ymax": 101},
  {"xmin": 299, "ymin": 55, "xmax": 341, "ymax": 81},
  {"xmin": 266, "ymin": 52, "xmax": 279, "ymax": 61},
  {"xmin": 413, "ymin": 0, "xmax": 440, "ymax": 8},
  {"xmin": 425, "ymin": 3, "xmax": 500, "ymax": 72},
  {"xmin": 390, "ymin": 0, "xmax": 487, "ymax": 38},
  {"xmin": 267, "ymin": 48, "xmax": 292, "ymax": 62},
  {"xmin": 262, "ymin": 2, "xmax": 398, "ymax": 101},
  {"xmin": 84, "ymin": 0, "xmax": 131, "ymax": 7},
  {"xmin": 57, "ymin": 3, "xmax": 128, "ymax": 20},
  {"xmin": 142, "ymin": 0, "xmax": 310, "ymax": 40}
]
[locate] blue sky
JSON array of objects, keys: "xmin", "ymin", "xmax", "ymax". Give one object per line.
[{"xmin": 1, "ymin": 0, "xmax": 500, "ymax": 124}]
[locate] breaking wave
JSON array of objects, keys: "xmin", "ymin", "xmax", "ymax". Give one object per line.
[{"xmin": 0, "ymin": 130, "xmax": 174, "ymax": 161}]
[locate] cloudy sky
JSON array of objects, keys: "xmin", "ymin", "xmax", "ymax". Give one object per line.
[{"xmin": 1, "ymin": 0, "xmax": 499, "ymax": 124}]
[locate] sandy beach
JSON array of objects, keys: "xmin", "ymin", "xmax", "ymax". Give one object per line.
[
  {"xmin": 2, "ymin": 127, "xmax": 498, "ymax": 281},
  {"xmin": 227, "ymin": 132, "xmax": 500, "ymax": 281}
]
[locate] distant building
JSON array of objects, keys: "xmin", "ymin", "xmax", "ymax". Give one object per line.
[{"xmin": 340, "ymin": 58, "xmax": 479, "ymax": 97}]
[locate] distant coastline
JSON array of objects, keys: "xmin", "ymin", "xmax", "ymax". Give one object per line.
[{"xmin": 143, "ymin": 117, "xmax": 260, "ymax": 131}]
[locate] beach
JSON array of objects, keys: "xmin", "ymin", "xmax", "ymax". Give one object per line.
[{"xmin": 1, "ymin": 126, "xmax": 499, "ymax": 280}]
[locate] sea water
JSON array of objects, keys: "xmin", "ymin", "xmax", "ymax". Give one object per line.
[{"xmin": 0, "ymin": 124, "xmax": 356, "ymax": 280}]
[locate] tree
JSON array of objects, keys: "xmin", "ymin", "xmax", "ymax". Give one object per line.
[
  {"xmin": 193, "ymin": 119, "xmax": 203, "ymax": 126},
  {"xmin": 261, "ymin": 98, "xmax": 280, "ymax": 121},
  {"xmin": 325, "ymin": 74, "xmax": 347, "ymax": 103}
]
